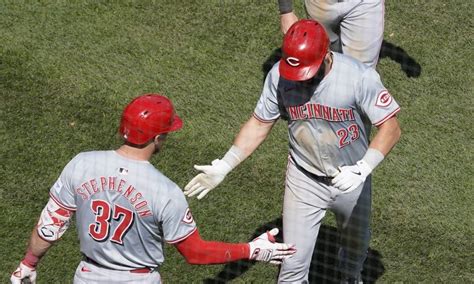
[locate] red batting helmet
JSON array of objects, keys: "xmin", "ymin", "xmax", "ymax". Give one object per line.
[
  {"xmin": 119, "ymin": 94, "xmax": 183, "ymax": 145},
  {"xmin": 279, "ymin": 19, "xmax": 329, "ymax": 81}
]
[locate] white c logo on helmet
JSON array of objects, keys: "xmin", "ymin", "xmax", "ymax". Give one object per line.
[{"xmin": 286, "ymin": 57, "xmax": 300, "ymax": 67}]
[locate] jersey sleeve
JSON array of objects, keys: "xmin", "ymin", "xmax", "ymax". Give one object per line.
[
  {"xmin": 161, "ymin": 185, "xmax": 197, "ymax": 244},
  {"xmin": 357, "ymin": 68, "xmax": 401, "ymax": 126},
  {"xmin": 48, "ymin": 155, "xmax": 80, "ymax": 211},
  {"xmin": 253, "ymin": 64, "xmax": 281, "ymax": 122}
]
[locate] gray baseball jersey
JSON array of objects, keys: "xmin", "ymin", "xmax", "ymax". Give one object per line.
[
  {"xmin": 254, "ymin": 52, "xmax": 400, "ymax": 177},
  {"xmin": 49, "ymin": 150, "xmax": 196, "ymax": 270}
]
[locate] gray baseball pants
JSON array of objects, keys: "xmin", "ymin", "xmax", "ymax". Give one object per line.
[{"xmin": 278, "ymin": 157, "xmax": 371, "ymax": 283}]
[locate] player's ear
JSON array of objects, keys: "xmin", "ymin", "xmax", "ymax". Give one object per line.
[
  {"xmin": 324, "ymin": 51, "xmax": 331, "ymax": 61},
  {"xmin": 154, "ymin": 134, "xmax": 168, "ymax": 143}
]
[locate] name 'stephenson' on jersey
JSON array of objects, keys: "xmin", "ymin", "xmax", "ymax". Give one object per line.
[{"xmin": 72, "ymin": 174, "xmax": 152, "ymax": 217}]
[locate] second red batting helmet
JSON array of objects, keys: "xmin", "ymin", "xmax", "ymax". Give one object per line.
[
  {"xmin": 119, "ymin": 94, "xmax": 183, "ymax": 145},
  {"xmin": 279, "ymin": 19, "xmax": 329, "ymax": 81}
]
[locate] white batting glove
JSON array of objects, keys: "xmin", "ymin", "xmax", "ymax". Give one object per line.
[
  {"xmin": 248, "ymin": 228, "xmax": 296, "ymax": 265},
  {"xmin": 332, "ymin": 160, "xmax": 373, "ymax": 193},
  {"xmin": 184, "ymin": 159, "xmax": 232, "ymax": 199},
  {"xmin": 11, "ymin": 262, "xmax": 36, "ymax": 284}
]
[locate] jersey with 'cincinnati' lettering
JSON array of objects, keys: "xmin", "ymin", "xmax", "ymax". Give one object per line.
[
  {"xmin": 254, "ymin": 52, "xmax": 400, "ymax": 177},
  {"xmin": 48, "ymin": 150, "xmax": 196, "ymax": 270}
]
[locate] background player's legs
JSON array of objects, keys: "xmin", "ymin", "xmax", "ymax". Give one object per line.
[
  {"xmin": 278, "ymin": 160, "xmax": 332, "ymax": 283},
  {"xmin": 339, "ymin": 0, "xmax": 385, "ymax": 67},
  {"xmin": 304, "ymin": 0, "xmax": 360, "ymax": 53},
  {"xmin": 331, "ymin": 177, "xmax": 372, "ymax": 280}
]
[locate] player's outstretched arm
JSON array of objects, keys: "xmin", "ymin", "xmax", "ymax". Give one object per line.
[
  {"xmin": 184, "ymin": 116, "xmax": 275, "ymax": 199},
  {"xmin": 174, "ymin": 228, "xmax": 295, "ymax": 265},
  {"xmin": 333, "ymin": 117, "xmax": 401, "ymax": 192}
]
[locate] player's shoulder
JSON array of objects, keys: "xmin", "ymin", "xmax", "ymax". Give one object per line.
[
  {"xmin": 333, "ymin": 52, "xmax": 368, "ymax": 74},
  {"xmin": 267, "ymin": 60, "xmax": 282, "ymax": 79},
  {"xmin": 66, "ymin": 150, "xmax": 111, "ymax": 166},
  {"xmin": 333, "ymin": 52, "xmax": 381, "ymax": 84},
  {"xmin": 148, "ymin": 168, "xmax": 175, "ymax": 186},
  {"xmin": 147, "ymin": 172, "xmax": 186, "ymax": 207},
  {"xmin": 143, "ymin": 167, "xmax": 182, "ymax": 195}
]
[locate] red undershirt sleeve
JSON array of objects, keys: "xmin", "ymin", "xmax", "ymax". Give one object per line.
[{"xmin": 174, "ymin": 229, "xmax": 250, "ymax": 264}]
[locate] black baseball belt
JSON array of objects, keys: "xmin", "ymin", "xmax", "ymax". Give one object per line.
[{"xmin": 290, "ymin": 155, "xmax": 334, "ymax": 186}]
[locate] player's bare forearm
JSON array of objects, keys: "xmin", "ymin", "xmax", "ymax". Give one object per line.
[
  {"xmin": 233, "ymin": 116, "xmax": 275, "ymax": 160},
  {"xmin": 28, "ymin": 227, "xmax": 54, "ymax": 259},
  {"xmin": 11, "ymin": 217, "xmax": 58, "ymax": 281},
  {"xmin": 369, "ymin": 117, "xmax": 401, "ymax": 156},
  {"xmin": 280, "ymin": 12, "xmax": 299, "ymax": 34},
  {"xmin": 184, "ymin": 116, "xmax": 275, "ymax": 199}
]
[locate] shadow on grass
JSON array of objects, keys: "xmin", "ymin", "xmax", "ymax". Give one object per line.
[
  {"xmin": 203, "ymin": 218, "xmax": 384, "ymax": 284},
  {"xmin": 261, "ymin": 40, "xmax": 421, "ymax": 79},
  {"xmin": 379, "ymin": 40, "xmax": 421, "ymax": 78}
]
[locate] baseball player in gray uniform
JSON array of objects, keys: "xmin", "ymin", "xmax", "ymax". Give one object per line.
[
  {"xmin": 184, "ymin": 20, "xmax": 401, "ymax": 283},
  {"xmin": 11, "ymin": 94, "xmax": 296, "ymax": 284},
  {"xmin": 278, "ymin": 0, "xmax": 385, "ymax": 68}
]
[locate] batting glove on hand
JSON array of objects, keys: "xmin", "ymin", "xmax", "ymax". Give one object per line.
[
  {"xmin": 11, "ymin": 262, "xmax": 36, "ymax": 284},
  {"xmin": 184, "ymin": 159, "xmax": 232, "ymax": 199},
  {"xmin": 332, "ymin": 160, "xmax": 372, "ymax": 193},
  {"xmin": 248, "ymin": 228, "xmax": 296, "ymax": 265}
]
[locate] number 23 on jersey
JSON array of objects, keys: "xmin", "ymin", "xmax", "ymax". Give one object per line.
[{"xmin": 337, "ymin": 124, "xmax": 360, "ymax": 148}]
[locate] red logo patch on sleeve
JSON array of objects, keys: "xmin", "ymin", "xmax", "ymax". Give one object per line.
[
  {"xmin": 182, "ymin": 208, "xmax": 194, "ymax": 224},
  {"xmin": 376, "ymin": 91, "xmax": 393, "ymax": 107}
]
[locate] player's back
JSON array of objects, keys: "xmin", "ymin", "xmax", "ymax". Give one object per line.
[{"xmin": 62, "ymin": 150, "xmax": 179, "ymax": 270}]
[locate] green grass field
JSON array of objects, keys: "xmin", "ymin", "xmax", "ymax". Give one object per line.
[{"xmin": 1, "ymin": 1, "xmax": 472, "ymax": 283}]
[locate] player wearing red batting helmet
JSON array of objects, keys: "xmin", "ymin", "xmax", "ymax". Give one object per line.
[
  {"xmin": 11, "ymin": 94, "xmax": 295, "ymax": 284},
  {"xmin": 185, "ymin": 18, "xmax": 401, "ymax": 284},
  {"xmin": 119, "ymin": 94, "xmax": 183, "ymax": 146},
  {"xmin": 279, "ymin": 19, "xmax": 329, "ymax": 81}
]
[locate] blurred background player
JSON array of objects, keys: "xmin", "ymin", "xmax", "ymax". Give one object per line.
[
  {"xmin": 11, "ymin": 94, "xmax": 295, "ymax": 284},
  {"xmin": 278, "ymin": 0, "xmax": 384, "ymax": 68},
  {"xmin": 184, "ymin": 20, "xmax": 401, "ymax": 283}
]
